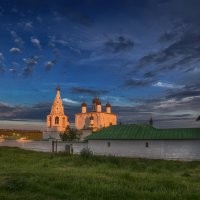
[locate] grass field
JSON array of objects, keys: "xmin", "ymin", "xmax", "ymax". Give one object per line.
[{"xmin": 0, "ymin": 147, "xmax": 200, "ymax": 200}]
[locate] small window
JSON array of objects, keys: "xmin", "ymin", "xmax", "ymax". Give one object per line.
[
  {"xmin": 145, "ymin": 142, "xmax": 149, "ymax": 148},
  {"xmin": 55, "ymin": 116, "xmax": 59, "ymax": 124},
  {"xmin": 109, "ymin": 123, "xmax": 112, "ymax": 126},
  {"xmin": 108, "ymin": 142, "xmax": 110, "ymax": 147}
]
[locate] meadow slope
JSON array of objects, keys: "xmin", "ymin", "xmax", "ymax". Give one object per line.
[{"xmin": 0, "ymin": 147, "xmax": 200, "ymax": 200}]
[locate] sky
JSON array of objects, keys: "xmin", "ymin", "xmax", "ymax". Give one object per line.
[{"xmin": 0, "ymin": 0, "xmax": 200, "ymax": 130}]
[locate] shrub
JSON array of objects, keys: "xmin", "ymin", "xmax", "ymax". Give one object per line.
[
  {"xmin": 181, "ymin": 172, "xmax": 191, "ymax": 177},
  {"xmin": 80, "ymin": 147, "xmax": 93, "ymax": 158},
  {"xmin": 4, "ymin": 178, "xmax": 28, "ymax": 192},
  {"xmin": 60, "ymin": 126, "xmax": 78, "ymax": 141}
]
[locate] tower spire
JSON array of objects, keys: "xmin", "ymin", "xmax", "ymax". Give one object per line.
[
  {"xmin": 56, "ymin": 85, "xmax": 60, "ymax": 92},
  {"xmin": 149, "ymin": 116, "xmax": 153, "ymax": 126}
]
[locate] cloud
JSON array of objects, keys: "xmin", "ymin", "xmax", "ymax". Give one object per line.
[
  {"xmin": 44, "ymin": 60, "xmax": 56, "ymax": 71},
  {"xmin": 154, "ymin": 96, "xmax": 200, "ymax": 109},
  {"xmin": 48, "ymin": 36, "xmax": 69, "ymax": 47},
  {"xmin": 62, "ymin": 98, "xmax": 79, "ymax": 105},
  {"xmin": 36, "ymin": 16, "xmax": 42, "ymax": 23},
  {"xmin": 8, "ymin": 62, "xmax": 19, "ymax": 74},
  {"xmin": 31, "ymin": 37, "xmax": 41, "ymax": 49},
  {"xmin": 0, "ymin": 64, "xmax": 6, "ymax": 74},
  {"xmin": 166, "ymin": 88, "xmax": 200, "ymax": 100},
  {"xmin": 105, "ymin": 36, "xmax": 134, "ymax": 53},
  {"xmin": 0, "ymin": 52, "xmax": 4, "ymax": 61},
  {"xmin": 11, "ymin": 8, "xmax": 18, "ymax": 13},
  {"xmin": 23, "ymin": 56, "xmax": 39, "ymax": 66},
  {"xmin": 0, "ymin": 101, "xmax": 79, "ymax": 122},
  {"xmin": 123, "ymin": 78, "xmax": 153, "ymax": 88},
  {"xmin": 10, "ymin": 47, "xmax": 21, "ymax": 54},
  {"xmin": 24, "ymin": 22, "xmax": 33, "ymax": 31},
  {"xmin": 55, "ymin": 6, "xmax": 92, "ymax": 26},
  {"xmin": 143, "ymin": 71, "xmax": 156, "ymax": 78},
  {"xmin": 9, "ymin": 68, "xmax": 17, "ymax": 74},
  {"xmin": 0, "ymin": 53, "xmax": 5, "ymax": 74},
  {"xmin": 70, "ymin": 87, "xmax": 109, "ymax": 96},
  {"xmin": 22, "ymin": 66, "xmax": 33, "ymax": 77},
  {"xmin": 10, "ymin": 31, "xmax": 24, "ymax": 48},
  {"xmin": 135, "ymin": 32, "xmax": 200, "ymax": 78},
  {"xmin": 17, "ymin": 21, "xmax": 33, "ymax": 31},
  {"xmin": 48, "ymin": 36, "xmax": 81, "ymax": 55},
  {"xmin": 0, "ymin": 102, "xmax": 50, "ymax": 120},
  {"xmin": 153, "ymin": 81, "xmax": 184, "ymax": 89},
  {"xmin": 159, "ymin": 31, "xmax": 177, "ymax": 43},
  {"xmin": 23, "ymin": 56, "xmax": 39, "ymax": 77}
]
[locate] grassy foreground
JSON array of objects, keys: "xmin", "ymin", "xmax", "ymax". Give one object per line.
[{"xmin": 0, "ymin": 148, "xmax": 200, "ymax": 200}]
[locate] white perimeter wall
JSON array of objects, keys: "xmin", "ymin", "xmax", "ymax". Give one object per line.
[
  {"xmin": 2, "ymin": 138, "xmax": 200, "ymax": 161},
  {"xmin": 0, "ymin": 139, "xmax": 67, "ymax": 152},
  {"xmin": 88, "ymin": 140, "xmax": 200, "ymax": 160}
]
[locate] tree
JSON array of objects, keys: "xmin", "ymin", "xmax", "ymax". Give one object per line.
[{"xmin": 60, "ymin": 126, "xmax": 78, "ymax": 141}]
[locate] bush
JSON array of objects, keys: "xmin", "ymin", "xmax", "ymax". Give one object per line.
[
  {"xmin": 80, "ymin": 147, "xmax": 93, "ymax": 158},
  {"xmin": 4, "ymin": 178, "xmax": 28, "ymax": 192},
  {"xmin": 60, "ymin": 126, "xmax": 78, "ymax": 141}
]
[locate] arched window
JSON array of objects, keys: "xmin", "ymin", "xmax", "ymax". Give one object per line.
[
  {"xmin": 55, "ymin": 116, "xmax": 59, "ymax": 124},
  {"xmin": 63, "ymin": 117, "xmax": 65, "ymax": 126},
  {"xmin": 49, "ymin": 117, "xmax": 51, "ymax": 127}
]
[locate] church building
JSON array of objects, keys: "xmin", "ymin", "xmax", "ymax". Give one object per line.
[
  {"xmin": 75, "ymin": 97, "xmax": 117, "ymax": 131},
  {"xmin": 43, "ymin": 87, "xmax": 69, "ymax": 139}
]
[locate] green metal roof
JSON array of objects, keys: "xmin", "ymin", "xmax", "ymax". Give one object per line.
[{"xmin": 85, "ymin": 124, "xmax": 200, "ymax": 140}]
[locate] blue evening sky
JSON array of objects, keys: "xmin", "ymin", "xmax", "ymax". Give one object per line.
[{"xmin": 0, "ymin": 0, "xmax": 200, "ymax": 129}]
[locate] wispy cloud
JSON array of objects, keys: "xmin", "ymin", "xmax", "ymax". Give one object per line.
[
  {"xmin": 31, "ymin": 37, "xmax": 41, "ymax": 49},
  {"xmin": 153, "ymin": 82, "xmax": 184, "ymax": 89},
  {"xmin": 23, "ymin": 56, "xmax": 39, "ymax": 77},
  {"xmin": 70, "ymin": 87, "xmax": 109, "ymax": 96},
  {"xmin": 10, "ymin": 47, "xmax": 21, "ymax": 54},
  {"xmin": 10, "ymin": 31, "xmax": 24, "ymax": 48},
  {"xmin": 62, "ymin": 98, "xmax": 79, "ymax": 105},
  {"xmin": 123, "ymin": 78, "xmax": 153, "ymax": 88},
  {"xmin": 44, "ymin": 60, "xmax": 56, "ymax": 71},
  {"xmin": 0, "ymin": 52, "xmax": 4, "ymax": 61},
  {"xmin": 105, "ymin": 36, "xmax": 134, "ymax": 53}
]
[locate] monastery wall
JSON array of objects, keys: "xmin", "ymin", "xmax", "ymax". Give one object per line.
[
  {"xmin": 88, "ymin": 140, "xmax": 200, "ymax": 160},
  {"xmin": 2, "ymin": 138, "xmax": 200, "ymax": 160},
  {"xmin": 0, "ymin": 139, "xmax": 67, "ymax": 152}
]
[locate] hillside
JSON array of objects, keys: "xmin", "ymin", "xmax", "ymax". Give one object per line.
[
  {"xmin": 0, "ymin": 147, "xmax": 200, "ymax": 200},
  {"xmin": 0, "ymin": 129, "xmax": 42, "ymax": 140}
]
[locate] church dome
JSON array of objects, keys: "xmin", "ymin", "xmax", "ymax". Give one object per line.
[
  {"xmin": 92, "ymin": 97, "xmax": 98, "ymax": 103},
  {"xmin": 93, "ymin": 97, "xmax": 101, "ymax": 105},
  {"xmin": 96, "ymin": 100, "xmax": 101, "ymax": 105},
  {"xmin": 106, "ymin": 103, "xmax": 111, "ymax": 107},
  {"xmin": 81, "ymin": 102, "xmax": 87, "ymax": 107},
  {"xmin": 56, "ymin": 86, "xmax": 60, "ymax": 91}
]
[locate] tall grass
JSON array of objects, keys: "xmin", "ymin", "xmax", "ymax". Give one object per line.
[{"xmin": 0, "ymin": 147, "xmax": 200, "ymax": 200}]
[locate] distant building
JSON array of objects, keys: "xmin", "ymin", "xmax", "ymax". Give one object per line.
[
  {"xmin": 75, "ymin": 97, "xmax": 117, "ymax": 131},
  {"xmin": 43, "ymin": 87, "xmax": 69, "ymax": 139}
]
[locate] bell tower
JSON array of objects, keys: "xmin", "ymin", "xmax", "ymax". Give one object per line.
[{"xmin": 44, "ymin": 87, "xmax": 69, "ymax": 139}]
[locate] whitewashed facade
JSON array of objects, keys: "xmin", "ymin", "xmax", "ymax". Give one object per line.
[{"xmin": 86, "ymin": 139, "xmax": 200, "ymax": 160}]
